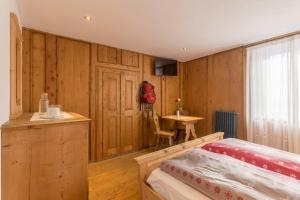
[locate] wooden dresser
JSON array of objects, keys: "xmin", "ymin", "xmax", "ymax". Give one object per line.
[{"xmin": 1, "ymin": 112, "xmax": 90, "ymax": 200}]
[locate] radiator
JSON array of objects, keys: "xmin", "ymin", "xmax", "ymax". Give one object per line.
[{"xmin": 214, "ymin": 111, "xmax": 238, "ymax": 138}]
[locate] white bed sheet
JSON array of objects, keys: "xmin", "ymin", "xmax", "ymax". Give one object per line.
[{"xmin": 147, "ymin": 168, "xmax": 211, "ymax": 200}]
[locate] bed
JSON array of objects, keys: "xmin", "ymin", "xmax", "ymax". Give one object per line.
[
  {"xmin": 135, "ymin": 132, "xmax": 300, "ymax": 200},
  {"xmin": 135, "ymin": 132, "xmax": 224, "ymax": 200}
]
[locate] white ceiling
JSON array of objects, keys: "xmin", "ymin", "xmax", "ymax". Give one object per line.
[{"xmin": 17, "ymin": 0, "xmax": 300, "ymax": 62}]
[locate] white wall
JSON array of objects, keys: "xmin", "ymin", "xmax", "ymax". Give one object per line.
[{"xmin": 0, "ymin": 0, "xmax": 20, "ymax": 198}]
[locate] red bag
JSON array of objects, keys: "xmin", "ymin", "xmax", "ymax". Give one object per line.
[
  {"xmin": 140, "ymin": 81, "xmax": 156, "ymax": 127},
  {"xmin": 140, "ymin": 81, "xmax": 156, "ymax": 104}
]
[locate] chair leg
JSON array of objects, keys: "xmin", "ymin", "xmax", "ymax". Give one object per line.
[
  {"xmin": 174, "ymin": 129, "xmax": 179, "ymax": 144},
  {"xmin": 168, "ymin": 136, "xmax": 173, "ymax": 146},
  {"xmin": 155, "ymin": 135, "xmax": 160, "ymax": 150}
]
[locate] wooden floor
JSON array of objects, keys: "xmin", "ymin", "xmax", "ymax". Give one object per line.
[{"xmin": 88, "ymin": 150, "xmax": 151, "ymax": 200}]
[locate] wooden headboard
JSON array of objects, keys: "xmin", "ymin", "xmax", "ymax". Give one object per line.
[{"xmin": 135, "ymin": 132, "xmax": 224, "ymax": 184}]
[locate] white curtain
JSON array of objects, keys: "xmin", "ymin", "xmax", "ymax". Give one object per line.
[{"xmin": 246, "ymin": 34, "xmax": 300, "ymax": 154}]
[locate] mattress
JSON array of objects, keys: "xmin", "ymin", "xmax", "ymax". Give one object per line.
[{"xmin": 147, "ymin": 168, "xmax": 211, "ymax": 200}]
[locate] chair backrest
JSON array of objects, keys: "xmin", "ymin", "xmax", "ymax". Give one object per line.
[{"xmin": 152, "ymin": 112, "xmax": 160, "ymax": 133}]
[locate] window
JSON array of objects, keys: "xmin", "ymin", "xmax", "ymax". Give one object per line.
[{"xmin": 246, "ymin": 34, "xmax": 300, "ymax": 153}]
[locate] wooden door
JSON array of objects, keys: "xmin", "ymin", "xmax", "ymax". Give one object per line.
[
  {"xmin": 96, "ymin": 68, "xmax": 121, "ymax": 159},
  {"xmin": 120, "ymin": 71, "xmax": 139, "ymax": 153},
  {"xmin": 95, "ymin": 68, "xmax": 140, "ymax": 159},
  {"xmin": 57, "ymin": 38, "xmax": 90, "ymax": 117}
]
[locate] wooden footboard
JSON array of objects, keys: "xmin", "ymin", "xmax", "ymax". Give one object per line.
[{"xmin": 135, "ymin": 132, "xmax": 224, "ymax": 200}]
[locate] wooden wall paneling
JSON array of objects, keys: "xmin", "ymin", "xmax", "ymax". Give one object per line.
[
  {"xmin": 117, "ymin": 49, "xmax": 122, "ymax": 64},
  {"xmin": 45, "ymin": 34, "xmax": 57, "ymax": 105},
  {"xmin": 94, "ymin": 67, "xmax": 103, "ymax": 160},
  {"xmin": 57, "ymin": 38, "xmax": 90, "ymax": 117},
  {"xmin": 121, "ymin": 50, "xmax": 139, "ymax": 67},
  {"xmin": 207, "ymin": 48, "xmax": 244, "ymax": 139},
  {"xmin": 161, "ymin": 76, "xmax": 166, "ymax": 116},
  {"xmin": 31, "ymin": 32, "xmax": 46, "ymax": 112},
  {"xmin": 160, "ymin": 63, "xmax": 182, "ymax": 130},
  {"xmin": 138, "ymin": 54, "xmax": 144, "ymax": 150},
  {"xmin": 10, "ymin": 13, "xmax": 23, "ymax": 119},
  {"xmin": 142, "ymin": 55, "xmax": 162, "ymax": 147},
  {"xmin": 22, "ymin": 29, "xmax": 31, "ymax": 112},
  {"xmin": 164, "ymin": 65, "xmax": 181, "ymax": 115},
  {"xmin": 120, "ymin": 71, "xmax": 140, "ymax": 153},
  {"xmin": 178, "ymin": 62, "xmax": 184, "ymax": 99},
  {"xmin": 90, "ymin": 44, "xmax": 97, "ymax": 161},
  {"xmin": 206, "ymin": 55, "xmax": 214, "ymax": 134},
  {"xmin": 183, "ymin": 58, "xmax": 208, "ymax": 137},
  {"xmin": 160, "ymin": 76, "xmax": 169, "ymax": 130},
  {"xmin": 97, "ymin": 44, "xmax": 118, "ymax": 64}
]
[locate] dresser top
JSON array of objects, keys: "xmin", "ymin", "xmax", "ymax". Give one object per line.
[{"xmin": 1, "ymin": 112, "xmax": 90, "ymax": 130}]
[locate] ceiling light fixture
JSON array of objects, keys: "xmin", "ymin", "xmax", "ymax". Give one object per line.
[{"xmin": 84, "ymin": 15, "xmax": 92, "ymax": 21}]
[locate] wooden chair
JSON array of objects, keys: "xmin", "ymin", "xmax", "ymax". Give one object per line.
[{"xmin": 152, "ymin": 112, "xmax": 175, "ymax": 149}]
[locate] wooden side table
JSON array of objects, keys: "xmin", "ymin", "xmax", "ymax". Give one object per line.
[{"xmin": 161, "ymin": 115, "xmax": 204, "ymax": 142}]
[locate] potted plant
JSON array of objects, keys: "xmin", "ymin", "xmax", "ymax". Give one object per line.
[{"xmin": 175, "ymin": 98, "xmax": 184, "ymax": 117}]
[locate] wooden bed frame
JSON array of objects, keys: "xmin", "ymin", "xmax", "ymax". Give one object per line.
[{"xmin": 135, "ymin": 132, "xmax": 224, "ymax": 200}]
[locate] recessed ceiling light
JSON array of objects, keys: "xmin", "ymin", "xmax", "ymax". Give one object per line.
[
  {"xmin": 84, "ymin": 15, "xmax": 92, "ymax": 21},
  {"xmin": 182, "ymin": 47, "xmax": 189, "ymax": 52}
]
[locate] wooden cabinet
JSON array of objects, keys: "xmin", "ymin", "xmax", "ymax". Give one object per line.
[
  {"xmin": 1, "ymin": 113, "xmax": 90, "ymax": 200},
  {"xmin": 121, "ymin": 50, "xmax": 139, "ymax": 67},
  {"xmin": 95, "ymin": 68, "xmax": 140, "ymax": 159},
  {"xmin": 97, "ymin": 45, "xmax": 119, "ymax": 64}
]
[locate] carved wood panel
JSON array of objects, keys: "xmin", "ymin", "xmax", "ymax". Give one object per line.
[
  {"xmin": 102, "ymin": 71, "xmax": 121, "ymax": 158},
  {"xmin": 121, "ymin": 71, "xmax": 140, "ymax": 153},
  {"xmin": 121, "ymin": 50, "xmax": 139, "ymax": 67},
  {"xmin": 97, "ymin": 45, "xmax": 118, "ymax": 64}
]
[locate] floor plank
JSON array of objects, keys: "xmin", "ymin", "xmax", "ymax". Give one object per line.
[{"xmin": 88, "ymin": 150, "xmax": 151, "ymax": 200}]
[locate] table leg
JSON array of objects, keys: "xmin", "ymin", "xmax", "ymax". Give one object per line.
[
  {"xmin": 191, "ymin": 123, "xmax": 197, "ymax": 139},
  {"xmin": 184, "ymin": 124, "xmax": 191, "ymax": 142}
]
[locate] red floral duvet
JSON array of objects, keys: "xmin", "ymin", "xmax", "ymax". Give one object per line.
[
  {"xmin": 160, "ymin": 141, "xmax": 300, "ymax": 200},
  {"xmin": 202, "ymin": 138, "xmax": 300, "ymax": 180}
]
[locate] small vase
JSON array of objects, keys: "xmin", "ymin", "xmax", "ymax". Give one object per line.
[{"xmin": 176, "ymin": 110, "xmax": 180, "ymax": 118}]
